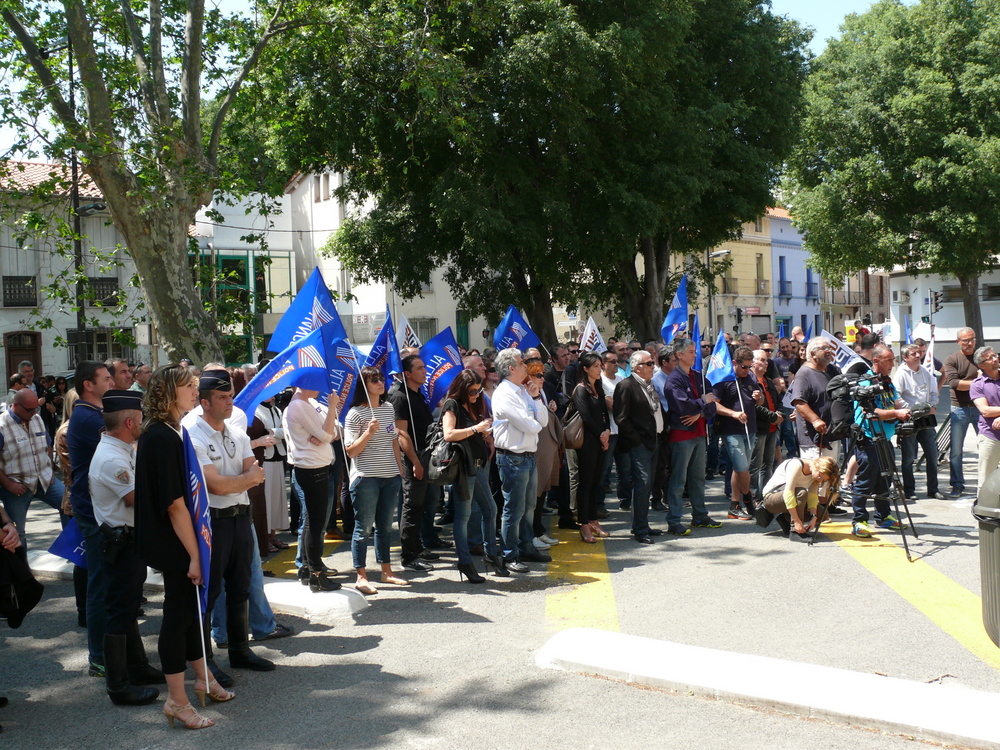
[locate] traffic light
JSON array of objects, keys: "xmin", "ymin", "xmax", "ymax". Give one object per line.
[
  {"xmin": 735, "ymin": 307, "xmax": 743, "ymax": 333},
  {"xmin": 931, "ymin": 291, "xmax": 944, "ymax": 314}
]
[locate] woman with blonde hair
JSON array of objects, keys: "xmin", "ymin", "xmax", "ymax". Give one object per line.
[
  {"xmin": 135, "ymin": 365, "xmax": 231, "ymax": 730},
  {"xmin": 758, "ymin": 456, "xmax": 840, "ymax": 537}
]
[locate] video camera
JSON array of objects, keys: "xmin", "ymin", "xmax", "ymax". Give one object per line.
[
  {"xmin": 848, "ymin": 377, "xmax": 886, "ymax": 403},
  {"xmin": 896, "ymin": 401, "xmax": 934, "ymax": 437}
]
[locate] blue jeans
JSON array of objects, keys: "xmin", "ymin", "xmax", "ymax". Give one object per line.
[
  {"xmin": 0, "ymin": 477, "xmax": 67, "ymax": 553},
  {"xmin": 75, "ymin": 512, "xmax": 108, "ymax": 664},
  {"xmin": 626, "ymin": 443, "xmax": 654, "ymax": 535},
  {"xmin": 666, "ymin": 438, "xmax": 709, "ymax": 526},
  {"xmin": 212, "ymin": 539, "xmax": 277, "ymax": 643},
  {"xmin": 498, "ymin": 452, "xmax": 538, "ymax": 560},
  {"xmin": 350, "ymin": 475, "xmax": 402, "ymax": 569},
  {"xmin": 853, "ymin": 436, "xmax": 891, "ymax": 524},
  {"xmin": 454, "ymin": 465, "xmax": 498, "ymax": 563},
  {"xmin": 724, "ymin": 433, "xmax": 756, "ymax": 473},
  {"xmin": 900, "ymin": 426, "xmax": 939, "ymax": 497},
  {"xmin": 949, "ymin": 405, "xmax": 980, "ymax": 491},
  {"xmin": 613, "ymin": 447, "xmax": 633, "ymax": 501}
]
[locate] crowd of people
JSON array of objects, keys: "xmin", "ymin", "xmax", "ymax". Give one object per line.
[{"xmin": 0, "ymin": 319, "xmax": 991, "ymax": 730}]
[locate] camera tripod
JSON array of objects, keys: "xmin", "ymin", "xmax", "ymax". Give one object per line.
[{"xmin": 841, "ymin": 402, "xmax": 920, "ymax": 562}]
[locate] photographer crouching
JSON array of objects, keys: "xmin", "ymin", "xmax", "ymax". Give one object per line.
[{"xmin": 851, "ymin": 345, "xmax": 911, "ymax": 538}]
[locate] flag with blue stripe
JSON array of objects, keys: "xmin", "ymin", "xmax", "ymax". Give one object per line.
[
  {"xmin": 182, "ymin": 428, "xmax": 213, "ymax": 614},
  {"xmin": 422, "ymin": 327, "xmax": 464, "ymax": 406},
  {"xmin": 48, "ymin": 517, "xmax": 87, "ymax": 568},
  {"xmin": 268, "ymin": 267, "xmax": 346, "ymax": 353},
  {"xmin": 692, "ymin": 312, "xmax": 703, "ymax": 372},
  {"xmin": 365, "ymin": 305, "xmax": 404, "ymax": 382},
  {"xmin": 494, "ymin": 305, "xmax": 541, "ymax": 352},
  {"xmin": 661, "ymin": 275, "xmax": 688, "ymax": 344},
  {"xmin": 706, "ymin": 332, "xmax": 736, "ymax": 385}
]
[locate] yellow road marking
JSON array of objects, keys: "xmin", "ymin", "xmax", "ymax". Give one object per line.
[
  {"xmin": 544, "ymin": 528, "xmax": 620, "ymax": 633},
  {"xmin": 823, "ymin": 521, "xmax": 1000, "ymax": 672}
]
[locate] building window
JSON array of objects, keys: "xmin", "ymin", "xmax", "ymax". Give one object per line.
[
  {"xmin": 942, "ymin": 286, "xmax": 963, "ymax": 302},
  {"xmin": 3, "ymin": 276, "xmax": 37, "ymax": 307},
  {"xmin": 410, "ymin": 317, "xmax": 437, "ymax": 343},
  {"xmin": 778, "ymin": 256, "xmax": 791, "ymax": 297},
  {"xmin": 805, "ymin": 268, "xmax": 818, "ymax": 299},
  {"xmin": 754, "ymin": 218, "xmax": 763, "ymax": 233},
  {"xmin": 88, "ymin": 277, "xmax": 121, "ymax": 307},
  {"xmin": 66, "ymin": 327, "xmax": 135, "ymax": 367}
]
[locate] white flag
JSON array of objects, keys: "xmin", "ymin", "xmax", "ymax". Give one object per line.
[
  {"xmin": 396, "ymin": 312, "xmax": 422, "ymax": 350},
  {"xmin": 922, "ymin": 336, "xmax": 936, "ymax": 376},
  {"xmin": 820, "ymin": 329, "xmax": 863, "ymax": 372},
  {"xmin": 580, "ymin": 317, "xmax": 607, "ymax": 353}
]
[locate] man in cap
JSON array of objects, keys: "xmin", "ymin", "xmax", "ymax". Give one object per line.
[
  {"xmin": 187, "ymin": 369, "xmax": 271, "ymax": 681},
  {"xmin": 90, "ymin": 390, "xmax": 162, "ymax": 706}
]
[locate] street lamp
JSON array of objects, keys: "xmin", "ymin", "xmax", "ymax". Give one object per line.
[{"xmin": 706, "ymin": 249, "xmax": 730, "ymax": 341}]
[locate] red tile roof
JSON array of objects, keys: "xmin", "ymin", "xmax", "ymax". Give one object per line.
[
  {"xmin": 0, "ymin": 160, "xmax": 103, "ymax": 200},
  {"xmin": 767, "ymin": 206, "xmax": 790, "ymax": 219}
]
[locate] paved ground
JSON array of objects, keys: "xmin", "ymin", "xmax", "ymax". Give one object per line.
[{"xmin": 2, "ymin": 448, "xmax": 997, "ymax": 749}]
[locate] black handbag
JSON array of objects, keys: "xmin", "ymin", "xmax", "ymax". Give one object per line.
[
  {"xmin": 0, "ymin": 548, "xmax": 44, "ymax": 629},
  {"xmin": 424, "ymin": 421, "xmax": 461, "ymax": 485}
]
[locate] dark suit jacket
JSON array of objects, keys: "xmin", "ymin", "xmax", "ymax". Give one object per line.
[{"xmin": 613, "ymin": 376, "xmax": 660, "ymax": 453}]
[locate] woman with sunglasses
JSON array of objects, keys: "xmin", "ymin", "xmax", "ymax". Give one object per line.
[
  {"xmin": 135, "ymin": 365, "xmax": 231, "ymax": 730},
  {"xmin": 572, "ymin": 352, "xmax": 611, "ymax": 542},
  {"xmin": 345, "ymin": 366, "xmax": 406, "ymax": 595},
  {"xmin": 441, "ymin": 370, "xmax": 499, "ymax": 582}
]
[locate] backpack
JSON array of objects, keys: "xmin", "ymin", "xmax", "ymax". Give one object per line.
[
  {"xmin": 423, "ymin": 420, "xmax": 461, "ymax": 485},
  {"xmin": 824, "ymin": 372, "xmax": 865, "ymax": 441}
]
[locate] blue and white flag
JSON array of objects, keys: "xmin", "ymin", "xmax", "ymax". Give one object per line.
[
  {"xmin": 805, "ymin": 321, "xmax": 813, "ymax": 341},
  {"xmin": 494, "ymin": 305, "xmax": 541, "ymax": 352},
  {"xmin": 904, "ymin": 314, "xmax": 913, "ymax": 345},
  {"xmin": 181, "ymin": 428, "xmax": 213, "ymax": 614},
  {"xmin": 365, "ymin": 306, "xmax": 404, "ymax": 382},
  {"xmin": 692, "ymin": 312, "xmax": 703, "ymax": 373},
  {"xmin": 778, "ymin": 320, "xmax": 787, "ymax": 340},
  {"xmin": 396, "ymin": 311, "xmax": 422, "ymax": 349},
  {"xmin": 661, "ymin": 275, "xmax": 688, "ymax": 344},
  {"xmin": 579, "ymin": 316, "xmax": 607, "ymax": 353},
  {"xmin": 821, "ymin": 329, "xmax": 863, "ymax": 372},
  {"xmin": 422, "ymin": 327, "xmax": 464, "ymax": 406},
  {"xmin": 48, "ymin": 517, "xmax": 86, "ymax": 569},
  {"xmin": 268, "ymin": 267, "xmax": 346, "ymax": 353},
  {"xmin": 706, "ymin": 332, "xmax": 736, "ymax": 385},
  {"xmin": 235, "ymin": 321, "xmax": 359, "ymax": 420}
]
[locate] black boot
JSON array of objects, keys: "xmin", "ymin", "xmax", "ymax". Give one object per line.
[
  {"xmin": 227, "ymin": 601, "xmax": 275, "ymax": 671},
  {"xmin": 125, "ymin": 622, "xmax": 165, "ymax": 685},
  {"xmin": 309, "ymin": 570, "xmax": 341, "ymax": 592},
  {"xmin": 104, "ymin": 634, "xmax": 159, "ymax": 706},
  {"xmin": 457, "ymin": 563, "xmax": 485, "ymax": 584},
  {"xmin": 484, "ymin": 554, "xmax": 509, "ymax": 577},
  {"xmin": 206, "ymin": 659, "xmax": 234, "ymax": 688},
  {"xmin": 775, "ymin": 513, "xmax": 791, "ymax": 537},
  {"xmin": 297, "ymin": 565, "xmax": 310, "ymax": 586}
]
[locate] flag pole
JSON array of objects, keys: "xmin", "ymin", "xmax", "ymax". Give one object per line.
[
  {"xmin": 195, "ymin": 583, "xmax": 210, "ymax": 706},
  {"xmin": 348, "ymin": 345, "xmax": 376, "ymax": 414}
]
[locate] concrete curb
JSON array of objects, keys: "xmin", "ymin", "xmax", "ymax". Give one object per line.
[
  {"xmin": 536, "ymin": 627, "xmax": 1000, "ymax": 748},
  {"xmin": 28, "ymin": 550, "xmax": 368, "ymax": 621}
]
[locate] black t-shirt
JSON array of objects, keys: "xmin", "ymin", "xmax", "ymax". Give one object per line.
[
  {"xmin": 134, "ymin": 421, "xmax": 190, "ymax": 572},
  {"xmin": 847, "ymin": 356, "xmax": 873, "ymax": 376},
  {"xmin": 387, "ymin": 382, "xmax": 433, "ymax": 455},
  {"xmin": 441, "ymin": 398, "xmax": 490, "ymax": 464},
  {"xmin": 790, "ymin": 363, "xmax": 841, "ymax": 448}
]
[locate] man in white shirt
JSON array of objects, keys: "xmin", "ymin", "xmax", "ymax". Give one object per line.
[
  {"xmin": 492, "ymin": 348, "xmax": 548, "ymax": 572},
  {"xmin": 600, "ymin": 351, "xmax": 631, "ymax": 510},
  {"xmin": 90, "ymin": 390, "xmax": 161, "ymax": 706},
  {"xmin": 892, "ymin": 343, "xmax": 943, "ymax": 500},
  {"xmin": 188, "ymin": 369, "xmax": 272, "ymax": 679}
]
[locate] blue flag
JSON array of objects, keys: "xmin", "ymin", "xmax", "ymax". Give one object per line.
[
  {"xmin": 661, "ymin": 275, "xmax": 689, "ymax": 344},
  {"xmin": 692, "ymin": 312, "xmax": 703, "ymax": 372},
  {"xmin": 365, "ymin": 306, "xmax": 403, "ymax": 382},
  {"xmin": 494, "ymin": 305, "xmax": 541, "ymax": 352},
  {"xmin": 422, "ymin": 327, "xmax": 464, "ymax": 406},
  {"xmin": 235, "ymin": 321, "xmax": 359, "ymax": 421},
  {"xmin": 706, "ymin": 332, "xmax": 736, "ymax": 385},
  {"xmin": 182, "ymin": 428, "xmax": 213, "ymax": 614},
  {"xmin": 778, "ymin": 320, "xmax": 787, "ymax": 340},
  {"xmin": 48, "ymin": 517, "xmax": 87, "ymax": 568},
  {"xmin": 805, "ymin": 322, "xmax": 813, "ymax": 341},
  {"xmin": 904, "ymin": 314, "xmax": 912, "ymax": 344},
  {"xmin": 268, "ymin": 267, "xmax": 347, "ymax": 354}
]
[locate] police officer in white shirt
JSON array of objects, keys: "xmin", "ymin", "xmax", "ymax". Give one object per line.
[
  {"xmin": 90, "ymin": 390, "xmax": 161, "ymax": 706},
  {"xmin": 187, "ymin": 370, "xmax": 271, "ymax": 681}
]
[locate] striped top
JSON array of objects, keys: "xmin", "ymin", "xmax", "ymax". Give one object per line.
[{"xmin": 345, "ymin": 403, "xmax": 400, "ymax": 480}]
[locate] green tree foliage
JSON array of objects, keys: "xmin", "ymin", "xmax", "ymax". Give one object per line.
[
  {"xmin": 252, "ymin": 0, "xmax": 809, "ymax": 343},
  {"xmin": 785, "ymin": 0, "xmax": 1000, "ymax": 340}
]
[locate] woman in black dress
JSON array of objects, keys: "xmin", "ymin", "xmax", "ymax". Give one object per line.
[
  {"xmin": 572, "ymin": 352, "xmax": 611, "ymax": 543},
  {"xmin": 135, "ymin": 365, "xmax": 232, "ymax": 730}
]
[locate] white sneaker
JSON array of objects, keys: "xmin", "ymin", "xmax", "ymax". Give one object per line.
[
  {"xmin": 540, "ymin": 534, "xmax": 559, "ymax": 546},
  {"xmin": 532, "ymin": 536, "xmax": 551, "ymax": 550}
]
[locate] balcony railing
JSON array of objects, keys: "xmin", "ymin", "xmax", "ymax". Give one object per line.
[
  {"xmin": 806, "ymin": 281, "xmax": 818, "ymax": 299},
  {"xmin": 778, "ymin": 279, "xmax": 792, "ymax": 297},
  {"xmin": 2, "ymin": 276, "xmax": 37, "ymax": 307},
  {"xmin": 755, "ymin": 279, "xmax": 769, "ymax": 295},
  {"xmin": 824, "ymin": 289, "xmax": 868, "ymax": 306}
]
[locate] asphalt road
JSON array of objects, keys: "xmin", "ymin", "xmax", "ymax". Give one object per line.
[{"xmin": 2, "ymin": 451, "xmax": 996, "ymax": 749}]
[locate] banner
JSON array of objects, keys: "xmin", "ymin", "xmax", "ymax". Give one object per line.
[
  {"xmin": 922, "ymin": 336, "xmax": 937, "ymax": 376},
  {"xmin": 706, "ymin": 332, "xmax": 736, "ymax": 385},
  {"xmin": 661, "ymin": 275, "xmax": 688, "ymax": 344},
  {"xmin": 494, "ymin": 305, "xmax": 541, "ymax": 352},
  {"xmin": 579, "ymin": 316, "xmax": 607, "ymax": 353},
  {"xmin": 48, "ymin": 517, "xmax": 86, "ymax": 569},
  {"xmin": 268, "ymin": 267, "xmax": 346, "ymax": 354},
  {"xmin": 365, "ymin": 305, "xmax": 404, "ymax": 382},
  {"xmin": 235, "ymin": 321, "xmax": 358, "ymax": 420},
  {"xmin": 422, "ymin": 327, "xmax": 464, "ymax": 406},
  {"xmin": 396, "ymin": 311, "xmax": 422, "ymax": 349},
  {"xmin": 692, "ymin": 312, "xmax": 703, "ymax": 372},
  {"xmin": 182, "ymin": 428, "xmax": 213, "ymax": 614},
  {"xmin": 904, "ymin": 314, "xmax": 912, "ymax": 345},
  {"xmin": 820, "ymin": 328, "xmax": 863, "ymax": 372},
  {"xmin": 778, "ymin": 320, "xmax": 787, "ymax": 340}
]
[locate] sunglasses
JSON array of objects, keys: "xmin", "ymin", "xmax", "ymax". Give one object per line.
[
  {"xmin": 736, "ymin": 363, "xmax": 752, "ymax": 369},
  {"xmin": 568, "ymin": 350, "xmax": 579, "ymax": 355},
  {"xmin": 605, "ymin": 359, "xmax": 618, "ymax": 365},
  {"xmin": 635, "ymin": 361, "xmax": 654, "ymax": 368},
  {"xmin": 468, "ymin": 387, "xmax": 483, "ymax": 395},
  {"xmin": 761, "ymin": 348, "xmax": 773, "ymax": 353},
  {"xmin": 366, "ymin": 374, "xmax": 385, "ymax": 382},
  {"xmin": 630, "ymin": 347, "xmax": 642, "ymax": 352}
]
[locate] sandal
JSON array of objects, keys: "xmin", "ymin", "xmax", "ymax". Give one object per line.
[
  {"xmin": 194, "ymin": 679, "xmax": 235, "ymax": 705},
  {"xmin": 164, "ymin": 698, "xmax": 214, "ymax": 730},
  {"xmin": 381, "ymin": 574, "xmax": 410, "ymax": 586},
  {"xmin": 355, "ymin": 581, "xmax": 378, "ymax": 596}
]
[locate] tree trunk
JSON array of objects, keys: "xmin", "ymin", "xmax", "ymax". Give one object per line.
[
  {"xmin": 617, "ymin": 234, "xmax": 673, "ymax": 342},
  {"xmin": 526, "ymin": 284, "xmax": 558, "ymax": 350},
  {"xmin": 957, "ymin": 272, "xmax": 983, "ymax": 346}
]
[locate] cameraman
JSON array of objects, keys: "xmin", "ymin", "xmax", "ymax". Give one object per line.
[
  {"xmin": 852, "ymin": 345, "xmax": 911, "ymax": 538},
  {"xmin": 892, "ymin": 343, "xmax": 942, "ymax": 500}
]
